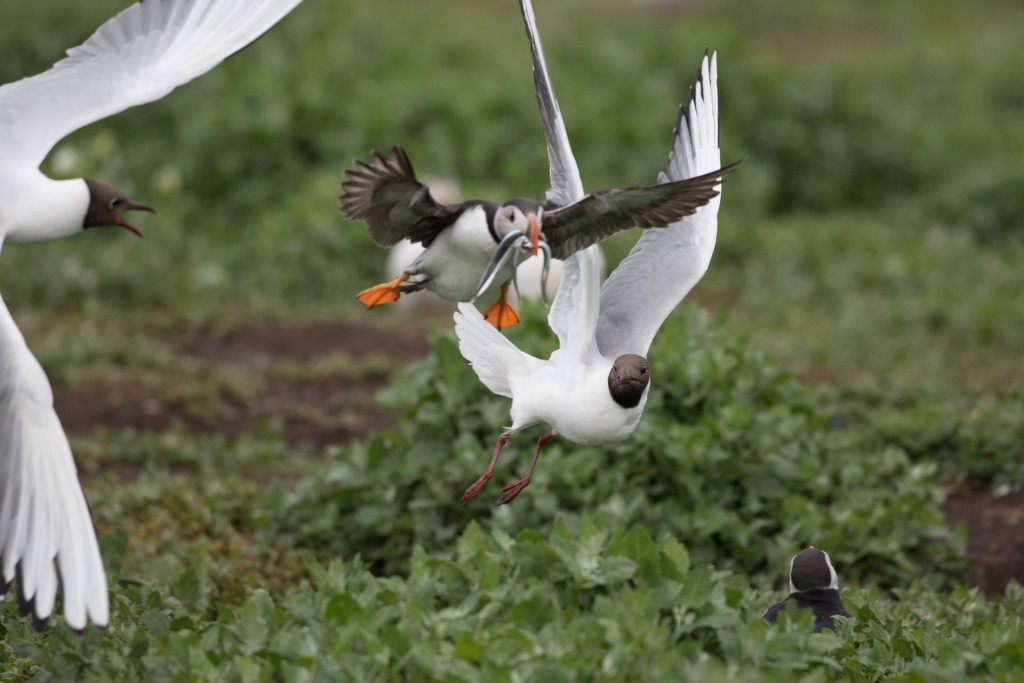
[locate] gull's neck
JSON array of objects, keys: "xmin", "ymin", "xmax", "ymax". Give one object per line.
[{"xmin": 1, "ymin": 173, "xmax": 89, "ymax": 245}]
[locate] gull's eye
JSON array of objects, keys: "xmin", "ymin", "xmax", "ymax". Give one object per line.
[
  {"xmin": 108, "ymin": 198, "xmax": 122, "ymax": 211},
  {"xmin": 641, "ymin": 365, "xmax": 648, "ymax": 375}
]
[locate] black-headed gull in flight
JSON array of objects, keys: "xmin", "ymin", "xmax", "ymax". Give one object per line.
[
  {"xmin": 339, "ymin": 133, "xmax": 738, "ymax": 329},
  {"xmin": 455, "ymin": 0, "xmax": 734, "ymax": 504},
  {"xmin": 0, "ymin": 0, "xmax": 304, "ymax": 630}
]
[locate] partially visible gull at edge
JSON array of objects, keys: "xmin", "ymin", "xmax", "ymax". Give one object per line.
[{"xmin": 0, "ymin": 0, "xmax": 305, "ymax": 630}]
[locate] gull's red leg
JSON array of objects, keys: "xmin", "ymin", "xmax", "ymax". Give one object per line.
[
  {"xmin": 462, "ymin": 429, "xmax": 513, "ymax": 505},
  {"xmin": 499, "ymin": 431, "xmax": 555, "ymax": 505}
]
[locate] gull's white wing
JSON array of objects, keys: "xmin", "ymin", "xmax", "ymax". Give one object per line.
[
  {"xmin": 0, "ymin": 293, "xmax": 107, "ymax": 630},
  {"xmin": 595, "ymin": 52, "xmax": 724, "ymax": 359},
  {"xmin": 519, "ymin": 0, "xmax": 584, "ymax": 207},
  {"xmin": 0, "ymin": 0, "xmax": 304, "ymax": 169},
  {"xmin": 519, "ymin": 0, "xmax": 599, "ymax": 361}
]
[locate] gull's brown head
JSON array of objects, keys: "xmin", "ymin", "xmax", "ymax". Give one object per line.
[
  {"xmin": 608, "ymin": 354, "xmax": 650, "ymax": 408},
  {"xmin": 83, "ymin": 178, "xmax": 155, "ymax": 237}
]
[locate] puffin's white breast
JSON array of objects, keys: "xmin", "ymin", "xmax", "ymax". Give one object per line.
[{"xmin": 412, "ymin": 205, "xmax": 500, "ymax": 301}]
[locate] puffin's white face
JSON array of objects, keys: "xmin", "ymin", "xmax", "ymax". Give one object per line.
[{"xmin": 494, "ymin": 203, "xmax": 542, "ymax": 240}]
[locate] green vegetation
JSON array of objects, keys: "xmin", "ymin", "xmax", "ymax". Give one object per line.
[{"xmin": 2, "ymin": 0, "xmax": 1023, "ymax": 680}]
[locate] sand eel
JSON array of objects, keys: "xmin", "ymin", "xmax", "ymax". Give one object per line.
[
  {"xmin": 763, "ymin": 546, "xmax": 850, "ymax": 632},
  {"xmin": 339, "ymin": 144, "xmax": 737, "ymax": 330},
  {"xmin": 454, "ymin": 1, "xmax": 735, "ymax": 503},
  {"xmin": 0, "ymin": 0, "xmax": 305, "ymax": 630}
]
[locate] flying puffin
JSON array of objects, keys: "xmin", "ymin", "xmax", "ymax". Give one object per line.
[
  {"xmin": 339, "ymin": 145, "xmax": 739, "ymax": 330},
  {"xmin": 0, "ymin": 0, "xmax": 304, "ymax": 630},
  {"xmin": 763, "ymin": 546, "xmax": 851, "ymax": 632}
]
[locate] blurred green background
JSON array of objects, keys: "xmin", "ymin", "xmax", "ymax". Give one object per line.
[
  {"xmin": 2, "ymin": 0, "xmax": 1023, "ymax": 679},
  {"xmin": 3, "ymin": 0, "xmax": 1022, "ymax": 392}
]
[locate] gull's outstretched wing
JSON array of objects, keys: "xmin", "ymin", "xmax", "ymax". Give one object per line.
[
  {"xmin": 339, "ymin": 146, "xmax": 464, "ymax": 247},
  {"xmin": 0, "ymin": 0, "xmax": 304, "ymax": 169},
  {"xmin": 520, "ymin": 0, "xmax": 600, "ymax": 360},
  {"xmin": 519, "ymin": 0, "xmax": 584, "ymax": 207},
  {"xmin": 0, "ymin": 294, "xmax": 107, "ymax": 630},
  {"xmin": 595, "ymin": 51, "xmax": 727, "ymax": 359}
]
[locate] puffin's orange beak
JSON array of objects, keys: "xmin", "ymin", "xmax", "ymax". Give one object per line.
[{"xmin": 528, "ymin": 213, "xmax": 539, "ymax": 256}]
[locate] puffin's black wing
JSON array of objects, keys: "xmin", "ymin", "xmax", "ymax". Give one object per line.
[
  {"xmin": 339, "ymin": 145, "xmax": 463, "ymax": 247},
  {"xmin": 541, "ymin": 158, "xmax": 743, "ymax": 259}
]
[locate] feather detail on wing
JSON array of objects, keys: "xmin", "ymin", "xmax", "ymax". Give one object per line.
[
  {"xmin": 541, "ymin": 159, "xmax": 741, "ymax": 260},
  {"xmin": 454, "ymin": 303, "xmax": 538, "ymax": 398},
  {"xmin": 596, "ymin": 51, "xmax": 727, "ymax": 359},
  {"xmin": 0, "ymin": 0, "xmax": 304, "ymax": 169},
  {"xmin": 519, "ymin": 0, "xmax": 585, "ymax": 207},
  {"xmin": 339, "ymin": 146, "xmax": 462, "ymax": 247},
  {"xmin": 0, "ymin": 295, "xmax": 108, "ymax": 630},
  {"xmin": 519, "ymin": 0, "xmax": 601, "ymax": 361},
  {"xmin": 547, "ymin": 245, "xmax": 602, "ymax": 361}
]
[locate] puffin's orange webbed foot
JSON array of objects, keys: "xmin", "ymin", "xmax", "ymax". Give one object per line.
[
  {"xmin": 357, "ymin": 273, "xmax": 409, "ymax": 307},
  {"xmin": 483, "ymin": 284, "xmax": 520, "ymax": 329}
]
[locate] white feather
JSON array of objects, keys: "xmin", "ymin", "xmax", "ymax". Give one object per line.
[
  {"xmin": 595, "ymin": 52, "xmax": 724, "ymax": 359},
  {"xmin": 0, "ymin": 293, "xmax": 108, "ymax": 629},
  {"xmin": 453, "ymin": 303, "xmax": 537, "ymax": 398},
  {"xmin": 0, "ymin": 0, "xmax": 305, "ymax": 169}
]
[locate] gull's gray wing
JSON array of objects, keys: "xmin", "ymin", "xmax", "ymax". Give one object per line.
[
  {"xmin": 520, "ymin": 0, "xmax": 600, "ymax": 359},
  {"xmin": 540, "ymin": 159, "xmax": 741, "ymax": 260},
  {"xmin": 339, "ymin": 146, "xmax": 464, "ymax": 247},
  {"xmin": 519, "ymin": 0, "xmax": 584, "ymax": 207},
  {"xmin": 595, "ymin": 51, "xmax": 728, "ymax": 359},
  {"xmin": 0, "ymin": 0, "xmax": 304, "ymax": 170}
]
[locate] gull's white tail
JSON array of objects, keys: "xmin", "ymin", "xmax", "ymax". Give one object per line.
[{"xmin": 453, "ymin": 303, "xmax": 535, "ymax": 398}]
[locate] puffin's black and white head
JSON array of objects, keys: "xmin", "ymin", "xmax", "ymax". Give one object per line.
[
  {"xmin": 474, "ymin": 197, "xmax": 554, "ymax": 302},
  {"xmin": 608, "ymin": 354, "xmax": 650, "ymax": 408},
  {"xmin": 83, "ymin": 178, "xmax": 155, "ymax": 237},
  {"xmin": 788, "ymin": 546, "xmax": 839, "ymax": 593},
  {"xmin": 493, "ymin": 198, "xmax": 543, "ymax": 255}
]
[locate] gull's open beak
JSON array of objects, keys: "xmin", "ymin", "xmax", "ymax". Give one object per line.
[{"xmin": 113, "ymin": 202, "xmax": 156, "ymax": 238}]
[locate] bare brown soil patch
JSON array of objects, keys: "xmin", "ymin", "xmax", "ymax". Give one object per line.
[
  {"xmin": 943, "ymin": 481, "xmax": 1024, "ymax": 595},
  {"xmin": 55, "ymin": 318, "xmax": 430, "ymax": 448}
]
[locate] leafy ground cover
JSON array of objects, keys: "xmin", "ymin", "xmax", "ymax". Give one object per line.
[{"xmin": 2, "ymin": 0, "xmax": 1023, "ymax": 679}]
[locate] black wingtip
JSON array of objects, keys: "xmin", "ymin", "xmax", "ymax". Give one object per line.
[
  {"xmin": 14, "ymin": 569, "xmax": 50, "ymax": 632},
  {"xmin": 665, "ymin": 51, "xmax": 716, "ymax": 172}
]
